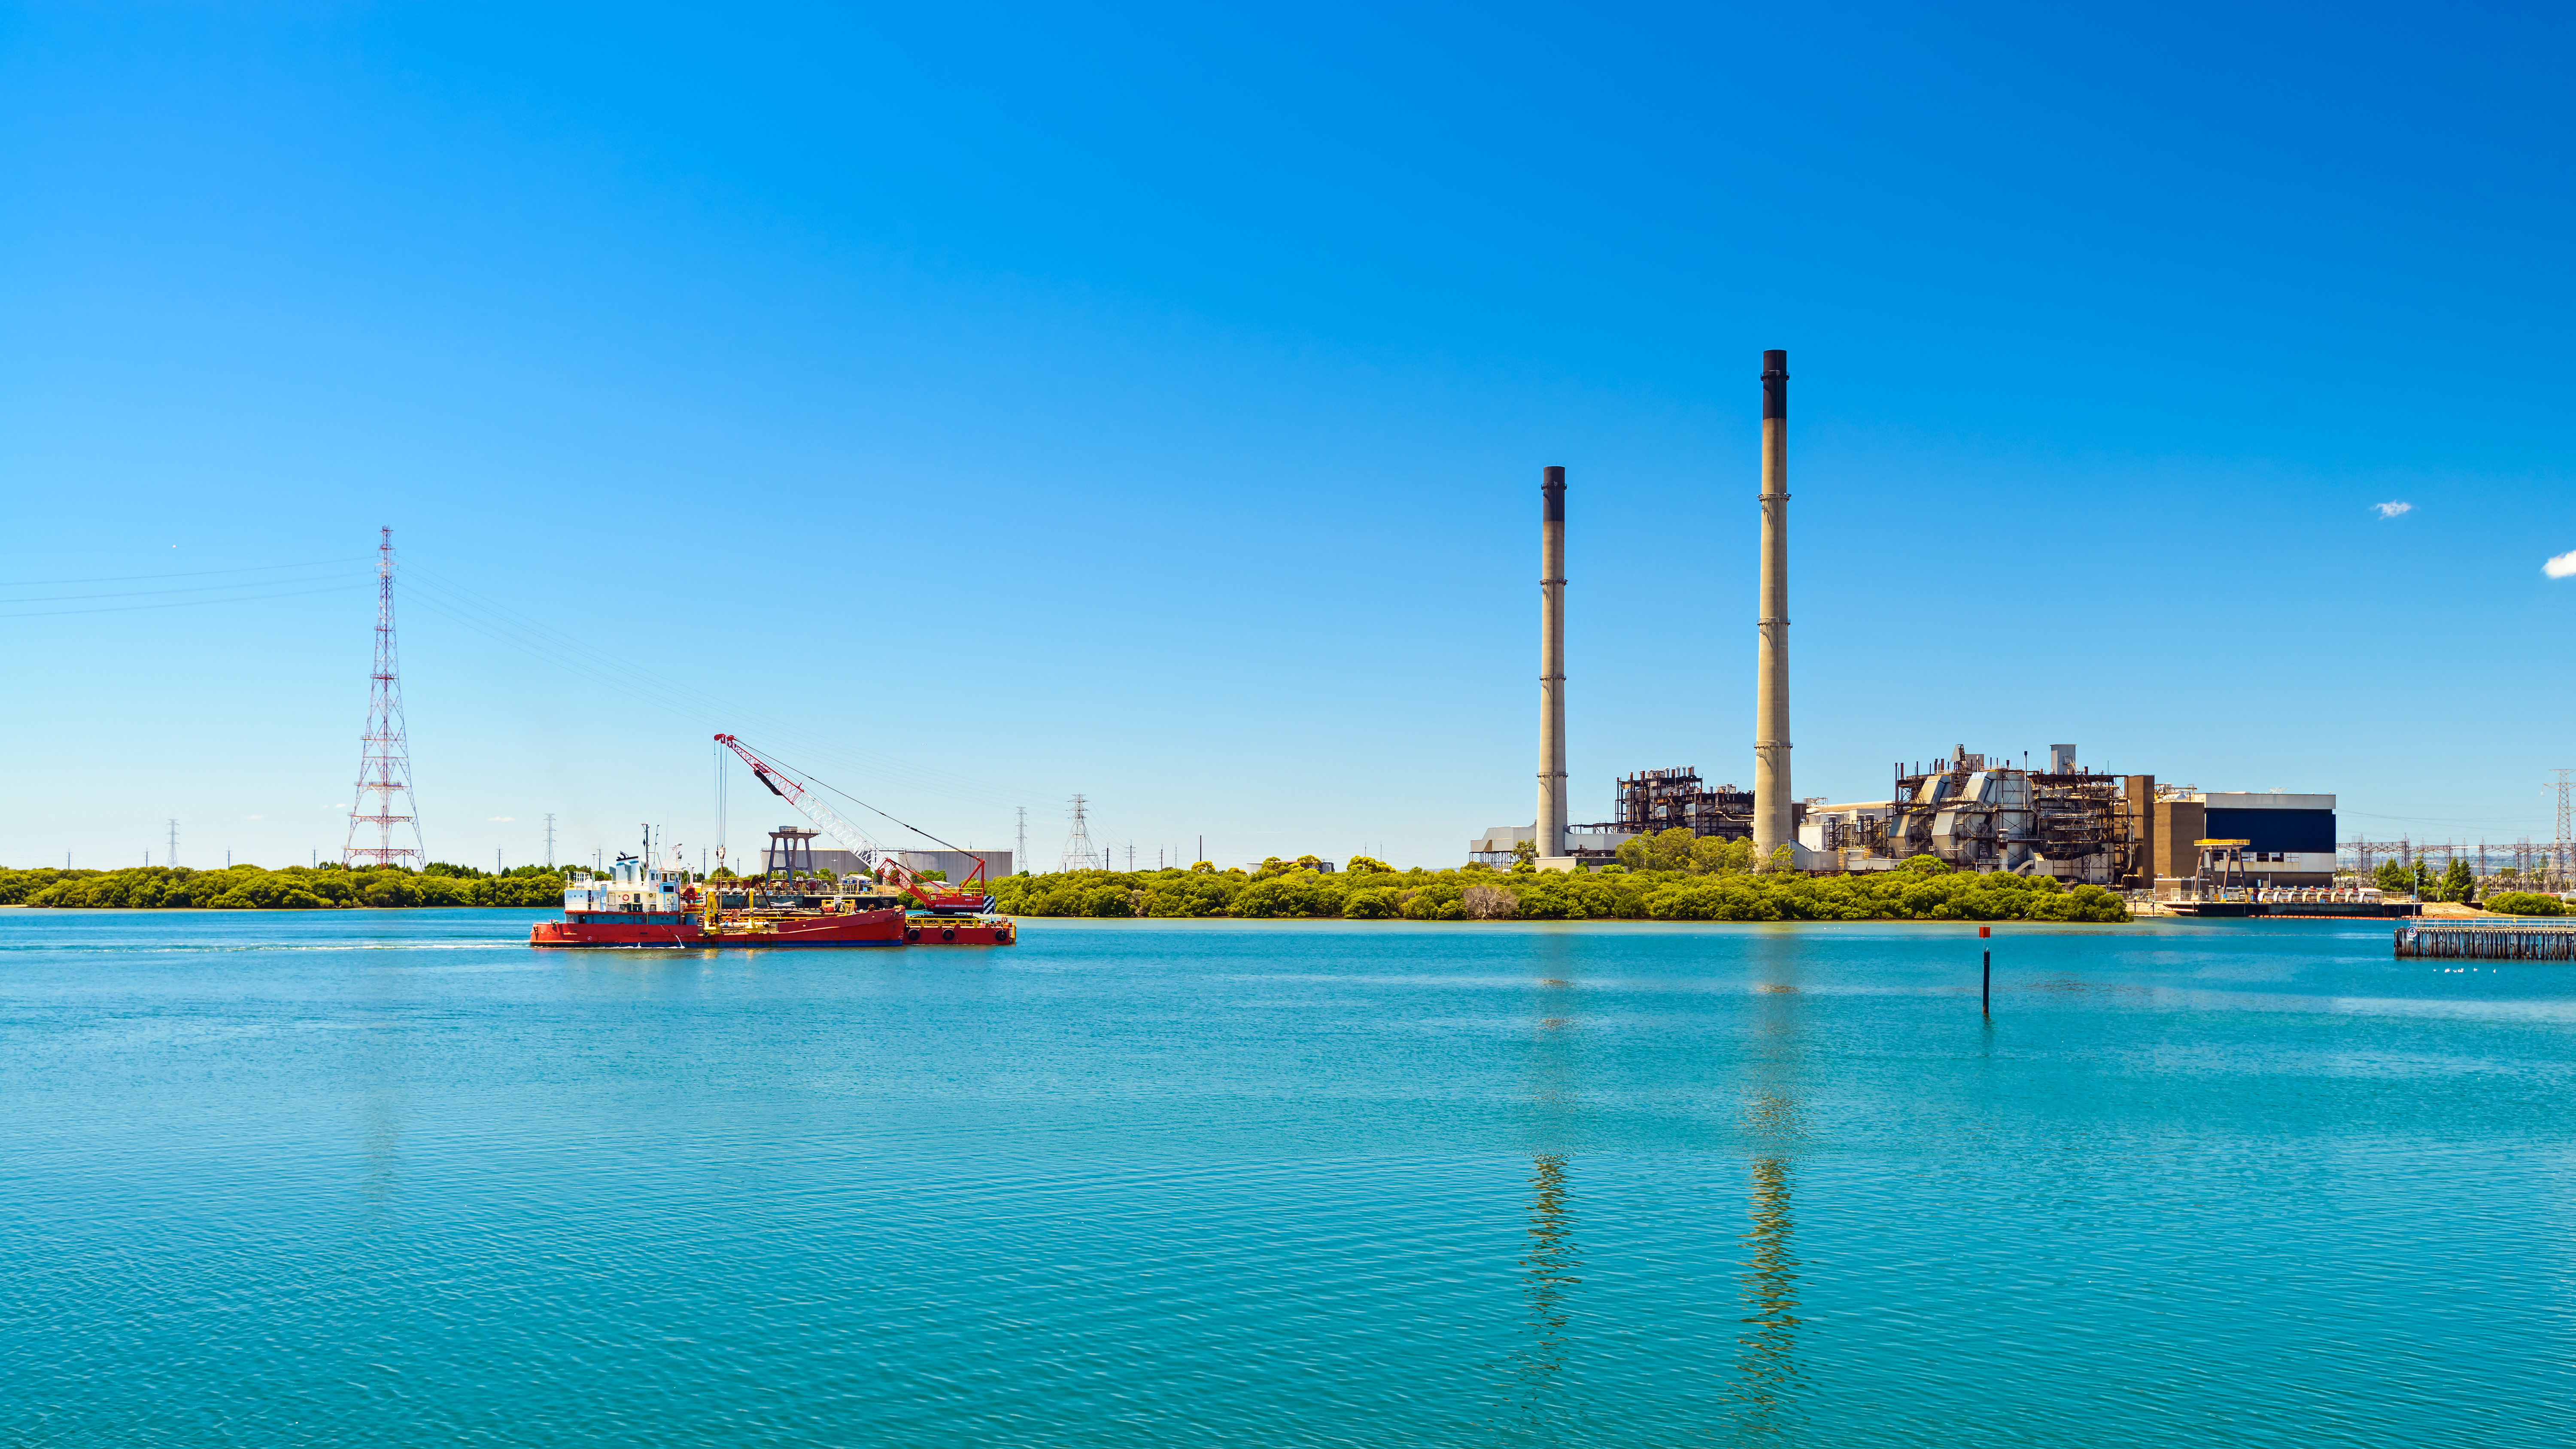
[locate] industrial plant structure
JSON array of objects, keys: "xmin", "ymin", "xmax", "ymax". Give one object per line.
[
  {"xmin": 1799, "ymin": 746, "xmax": 2154, "ymax": 886},
  {"xmin": 1469, "ymin": 348, "xmax": 2342, "ymax": 893},
  {"xmin": 1608, "ymin": 769, "xmax": 1755, "ymax": 842},
  {"xmin": 2146, "ymin": 790, "xmax": 2336, "ymax": 888}
]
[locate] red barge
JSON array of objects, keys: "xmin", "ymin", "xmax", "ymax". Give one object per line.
[
  {"xmin": 532, "ymin": 736, "xmax": 1018, "ymax": 951},
  {"xmin": 529, "ymin": 852, "xmax": 1015, "ymax": 950}
]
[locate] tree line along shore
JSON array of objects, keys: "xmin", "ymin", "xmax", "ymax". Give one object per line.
[
  {"xmin": 991, "ymin": 849, "xmax": 2131, "ymax": 923},
  {"xmin": 2, "ymin": 848, "xmax": 2130, "ymax": 922},
  {"xmin": 0, "ymin": 863, "xmax": 571, "ymax": 910}
]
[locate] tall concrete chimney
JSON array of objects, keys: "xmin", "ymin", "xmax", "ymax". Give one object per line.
[
  {"xmin": 1753, "ymin": 351, "xmax": 1793, "ymax": 855},
  {"xmin": 1538, "ymin": 465, "xmax": 1568, "ymax": 859}
]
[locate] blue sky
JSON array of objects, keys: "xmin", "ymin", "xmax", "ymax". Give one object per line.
[{"xmin": 3, "ymin": 1, "xmax": 2570, "ymax": 872}]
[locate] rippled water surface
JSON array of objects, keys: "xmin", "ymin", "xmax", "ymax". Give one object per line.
[{"xmin": 5, "ymin": 910, "xmax": 2572, "ymax": 1446}]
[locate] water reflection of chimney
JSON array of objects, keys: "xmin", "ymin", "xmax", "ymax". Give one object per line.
[
  {"xmin": 1513, "ymin": 1152, "xmax": 1583, "ymax": 1430},
  {"xmin": 1730, "ymin": 1156, "xmax": 1802, "ymax": 1430},
  {"xmin": 1511, "ymin": 942, "xmax": 1582, "ymax": 1428},
  {"xmin": 1730, "ymin": 930, "xmax": 1805, "ymax": 1432}
]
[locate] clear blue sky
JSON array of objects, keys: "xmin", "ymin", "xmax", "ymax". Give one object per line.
[{"xmin": 4, "ymin": 2, "xmax": 2571, "ymax": 872}]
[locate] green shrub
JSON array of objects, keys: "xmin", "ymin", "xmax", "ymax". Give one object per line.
[
  {"xmin": 1342, "ymin": 886, "xmax": 1401, "ymax": 919},
  {"xmin": 2485, "ymin": 891, "xmax": 2566, "ymax": 917}
]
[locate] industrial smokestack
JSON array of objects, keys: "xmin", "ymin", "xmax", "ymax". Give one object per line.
[
  {"xmin": 1538, "ymin": 465, "xmax": 1568, "ymax": 860},
  {"xmin": 1753, "ymin": 351, "xmax": 1793, "ymax": 856}
]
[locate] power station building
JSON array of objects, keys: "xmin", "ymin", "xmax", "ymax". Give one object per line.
[{"xmin": 2149, "ymin": 791, "xmax": 2337, "ymax": 889}]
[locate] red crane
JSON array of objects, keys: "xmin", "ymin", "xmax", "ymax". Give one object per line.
[{"xmin": 712, "ymin": 734, "xmax": 993, "ymax": 914}]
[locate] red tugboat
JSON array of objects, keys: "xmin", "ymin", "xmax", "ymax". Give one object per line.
[{"xmin": 529, "ymin": 844, "xmax": 709, "ymax": 948}]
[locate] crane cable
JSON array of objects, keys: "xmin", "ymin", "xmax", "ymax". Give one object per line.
[{"xmin": 736, "ymin": 738, "xmax": 981, "ymax": 861}]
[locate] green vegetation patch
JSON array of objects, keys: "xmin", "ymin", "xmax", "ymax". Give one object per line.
[
  {"xmin": 0, "ymin": 864, "xmax": 571, "ymax": 909},
  {"xmin": 990, "ymin": 844, "xmax": 2127, "ymax": 924},
  {"xmin": 2483, "ymin": 891, "xmax": 2567, "ymax": 917}
]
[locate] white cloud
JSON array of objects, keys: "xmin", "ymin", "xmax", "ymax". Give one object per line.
[
  {"xmin": 245, "ymin": 814, "xmax": 263, "ymax": 820},
  {"xmin": 487, "ymin": 816, "xmax": 515, "ymax": 822},
  {"xmin": 2372, "ymin": 501, "xmax": 2412, "ymax": 518},
  {"xmin": 2546, "ymin": 549, "xmax": 2576, "ymax": 580},
  {"xmin": 328, "ymin": 802, "xmax": 349, "ymax": 809}
]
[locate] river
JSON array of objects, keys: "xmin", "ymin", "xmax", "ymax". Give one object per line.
[{"xmin": 3, "ymin": 910, "xmax": 2568, "ymax": 1445}]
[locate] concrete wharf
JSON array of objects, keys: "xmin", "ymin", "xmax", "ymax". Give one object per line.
[{"xmin": 2394, "ymin": 922, "xmax": 2576, "ymax": 960}]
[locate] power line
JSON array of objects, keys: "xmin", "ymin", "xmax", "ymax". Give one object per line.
[
  {"xmin": 398, "ymin": 561, "xmax": 1037, "ymax": 812},
  {"xmin": 0, "ymin": 567, "xmax": 364, "ymax": 604},
  {"xmin": 0, "ymin": 581, "xmax": 366, "ymax": 620},
  {"xmin": 0, "ymin": 556, "xmax": 367, "ymax": 587}
]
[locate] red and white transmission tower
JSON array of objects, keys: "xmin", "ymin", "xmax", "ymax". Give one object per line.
[{"xmin": 344, "ymin": 527, "xmax": 424, "ymax": 867}]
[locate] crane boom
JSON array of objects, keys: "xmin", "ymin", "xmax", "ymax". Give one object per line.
[
  {"xmin": 712, "ymin": 734, "xmax": 992, "ymax": 914},
  {"xmin": 713, "ymin": 734, "xmax": 884, "ymax": 869}
]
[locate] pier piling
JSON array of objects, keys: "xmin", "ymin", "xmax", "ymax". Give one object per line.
[{"xmin": 2394, "ymin": 923, "xmax": 2576, "ymax": 960}]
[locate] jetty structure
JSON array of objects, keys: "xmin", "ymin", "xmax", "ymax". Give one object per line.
[{"xmin": 2394, "ymin": 921, "xmax": 2576, "ymax": 960}]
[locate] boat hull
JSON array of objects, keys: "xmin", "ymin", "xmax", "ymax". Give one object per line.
[
  {"xmin": 699, "ymin": 908, "xmax": 909, "ymax": 947},
  {"xmin": 530, "ymin": 908, "xmax": 911, "ymax": 948},
  {"xmin": 903, "ymin": 916, "xmax": 1016, "ymax": 945},
  {"xmin": 530, "ymin": 915, "xmax": 710, "ymax": 948}
]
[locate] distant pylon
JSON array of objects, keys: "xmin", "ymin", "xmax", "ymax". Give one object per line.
[
  {"xmin": 2555, "ymin": 769, "xmax": 2573, "ymax": 882},
  {"xmin": 344, "ymin": 528, "xmax": 425, "ymax": 868},
  {"xmin": 1060, "ymin": 795, "xmax": 1094, "ymax": 872},
  {"xmin": 544, "ymin": 813, "xmax": 558, "ymax": 868},
  {"xmin": 1017, "ymin": 807, "xmax": 1028, "ymax": 878},
  {"xmin": 167, "ymin": 819, "xmax": 179, "ymax": 869}
]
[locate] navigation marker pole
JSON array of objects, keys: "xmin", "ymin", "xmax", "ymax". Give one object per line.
[{"xmin": 1980, "ymin": 924, "xmax": 1992, "ymax": 1015}]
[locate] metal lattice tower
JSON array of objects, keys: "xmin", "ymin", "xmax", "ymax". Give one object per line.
[
  {"xmin": 344, "ymin": 528, "xmax": 425, "ymax": 868},
  {"xmin": 1060, "ymin": 795, "xmax": 1094, "ymax": 872},
  {"xmin": 544, "ymin": 813, "xmax": 558, "ymax": 869},
  {"xmin": 1017, "ymin": 807, "xmax": 1028, "ymax": 879},
  {"xmin": 2555, "ymin": 769, "xmax": 2573, "ymax": 882},
  {"xmin": 167, "ymin": 820, "xmax": 178, "ymax": 869}
]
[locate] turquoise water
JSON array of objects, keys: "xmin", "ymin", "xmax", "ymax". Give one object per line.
[{"xmin": 3, "ymin": 910, "xmax": 2570, "ymax": 1446}]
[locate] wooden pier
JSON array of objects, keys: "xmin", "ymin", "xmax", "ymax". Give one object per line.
[{"xmin": 2394, "ymin": 922, "xmax": 2576, "ymax": 960}]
